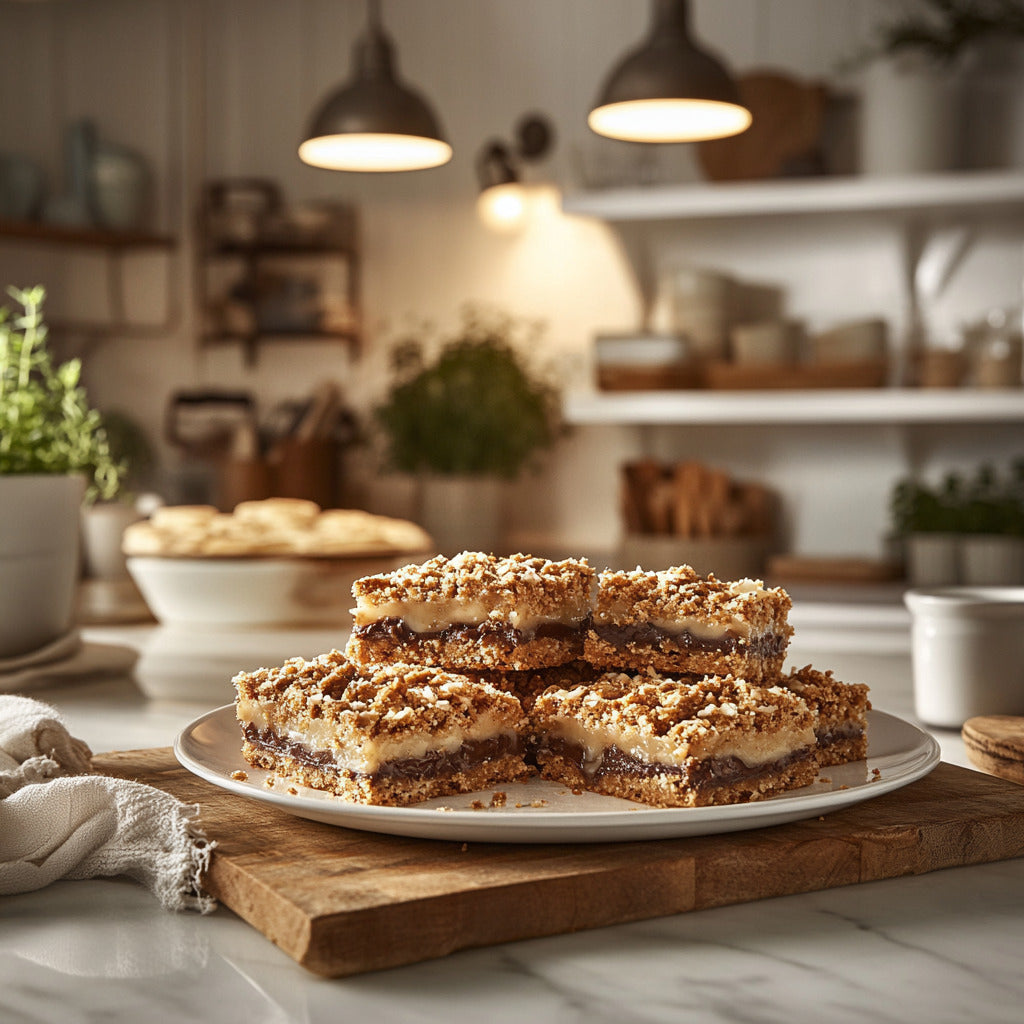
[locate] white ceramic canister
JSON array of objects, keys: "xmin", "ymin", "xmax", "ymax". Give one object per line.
[
  {"xmin": 904, "ymin": 587, "xmax": 1024, "ymax": 728},
  {"xmin": 0, "ymin": 474, "xmax": 86, "ymax": 658}
]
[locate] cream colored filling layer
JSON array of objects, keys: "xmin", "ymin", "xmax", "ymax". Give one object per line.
[
  {"xmin": 595, "ymin": 608, "xmax": 755, "ymax": 640},
  {"xmin": 352, "ymin": 597, "xmax": 587, "ymax": 634},
  {"xmin": 239, "ymin": 700, "xmax": 515, "ymax": 774},
  {"xmin": 544, "ymin": 716, "xmax": 814, "ymax": 774}
]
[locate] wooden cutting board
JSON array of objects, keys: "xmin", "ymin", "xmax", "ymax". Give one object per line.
[{"xmin": 94, "ymin": 749, "xmax": 1024, "ymax": 979}]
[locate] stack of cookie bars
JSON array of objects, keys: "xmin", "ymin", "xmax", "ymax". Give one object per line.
[{"xmin": 235, "ymin": 552, "xmax": 870, "ymax": 808}]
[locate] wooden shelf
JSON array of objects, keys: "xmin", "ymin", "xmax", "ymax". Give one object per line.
[
  {"xmin": 205, "ymin": 238, "xmax": 355, "ymax": 258},
  {"xmin": 0, "ymin": 217, "xmax": 174, "ymax": 250},
  {"xmin": 564, "ymin": 387, "xmax": 1024, "ymax": 426},
  {"xmin": 561, "ymin": 170, "xmax": 1024, "ymax": 222},
  {"xmin": 204, "ymin": 327, "xmax": 359, "ymax": 344}
]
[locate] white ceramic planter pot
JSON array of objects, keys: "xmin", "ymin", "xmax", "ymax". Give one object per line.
[
  {"xmin": 961, "ymin": 38, "xmax": 1024, "ymax": 170},
  {"xmin": 905, "ymin": 532, "xmax": 960, "ymax": 587},
  {"xmin": 419, "ymin": 474, "xmax": 506, "ymax": 555},
  {"xmin": 860, "ymin": 55, "xmax": 961, "ymax": 175},
  {"xmin": 81, "ymin": 501, "xmax": 144, "ymax": 580},
  {"xmin": 959, "ymin": 534, "xmax": 1024, "ymax": 585},
  {"xmin": 904, "ymin": 587, "xmax": 1024, "ymax": 728},
  {"xmin": 0, "ymin": 474, "xmax": 86, "ymax": 658}
]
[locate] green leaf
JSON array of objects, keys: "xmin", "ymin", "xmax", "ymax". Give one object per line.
[{"xmin": 0, "ymin": 286, "xmax": 124, "ymax": 499}]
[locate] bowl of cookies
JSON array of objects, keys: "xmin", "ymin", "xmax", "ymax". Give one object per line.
[{"xmin": 123, "ymin": 498, "xmax": 434, "ymax": 628}]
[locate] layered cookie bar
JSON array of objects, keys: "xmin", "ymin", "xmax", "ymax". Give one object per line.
[
  {"xmin": 585, "ymin": 565, "xmax": 792, "ymax": 682},
  {"xmin": 234, "ymin": 650, "xmax": 530, "ymax": 806},
  {"xmin": 346, "ymin": 551, "xmax": 595, "ymax": 672},
  {"xmin": 532, "ymin": 670, "xmax": 818, "ymax": 807},
  {"xmin": 782, "ymin": 665, "xmax": 871, "ymax": 768}
]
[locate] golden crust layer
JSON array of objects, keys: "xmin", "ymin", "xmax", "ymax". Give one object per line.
[
  {"xmin": 351, "ymin": 551, "xmax": 594, "ymax": 619},
  {"xmin": 532, "ymin": 670, "xmax": 814, "ymax": 749},
  {"xmin": 241, "ymin": 743, "xmax": 529, "ymax": 808},
  {"xmin": 345, "ymin": 630, "xmax": 583, "ymax": 674},
  {"xmin": 234, "ymin": 650, "xmax": 525, "ymax": 744},
  {"xmin": 593, "ymin": 565, "xmax": 792, "ymax": 635},
  {"xmin": 582, "ymin": 636, "xmax": 781, "ymax": 683}
]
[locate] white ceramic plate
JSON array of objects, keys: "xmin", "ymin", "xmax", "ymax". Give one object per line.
[{"xmin": 175, "ymin": 706, "xmax": 940, "ymax": 844}]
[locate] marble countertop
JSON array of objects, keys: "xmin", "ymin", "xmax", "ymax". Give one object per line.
[{"xmin": 3, "ymin": 611, "xmax": 1023, "ymax": 1024}]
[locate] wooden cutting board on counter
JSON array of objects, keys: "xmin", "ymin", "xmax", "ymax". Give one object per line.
[{"xmin": 94, "ymin": 749, "xmax": 1024, "ymax": 978}]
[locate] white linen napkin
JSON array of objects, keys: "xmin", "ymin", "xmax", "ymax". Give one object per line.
[{"xmin": 0, "ymin": 695, "xmax": 216, "ymax": 912}]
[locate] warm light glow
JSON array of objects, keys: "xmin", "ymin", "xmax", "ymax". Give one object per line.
[
  {"xmin": 298, "ymin": 133, "xmax": 453, "ymax": 172},
  {"xmin": 477, "ymin": 182, "xmax": 529, "ymax": 233},
  {"xmin": 588, "ymin": 98, "xmax": 752, "ymax": 143}
]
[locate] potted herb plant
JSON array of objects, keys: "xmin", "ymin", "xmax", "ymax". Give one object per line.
[
  {"xmin": 374, "ymin": 306, "xmax": 561, "ymax": 553},
  {"xmin": 956, "ymin": 460, "xmax": 1024, "ymax": 584},
  {"xmin": 0, "ymin": 285, "xmax": 123, "ymax": 657},
  {"xmin": 890, "ymin": 473, "xmax": 963, "ymax": 586},
  {"xmin": 890, "ymin": 460, "xmax": 1024, "ymax": 586}
]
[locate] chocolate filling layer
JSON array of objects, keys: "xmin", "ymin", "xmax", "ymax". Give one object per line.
[
  {"xmin": 591, "ymin": 622, "xmax": 786, "ymax": 659},
  {"xmin": 817, "ymin": 725, "xmax": 865, "ymax": 748},
  {"xmin": 352, "ymin": 615, "xmax": 589, "ymax": 647},
  {"xmin": 538, "ymin": 734, "xmax": 812, "ymax": 791},
  {"xmin": 242, "ymin": 723, "xmax": 521, "ymax": 783}
]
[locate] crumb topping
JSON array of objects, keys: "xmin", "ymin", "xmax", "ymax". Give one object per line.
[
  {"xmin": 352, "ymin": 551, "xmax": 594, "ymax": 616},
  {"xmin": 532, "ymin": 668, "xmax": 813, "ymax": 743},
  {"xmin": 594, "ymin": 565, "xmax": 792, "ymax": 634},
  {"xmin": 234, "ymin": 649, "xmax": 524, "ymax": 739},
  {"xmin": 783, "ymin": 664, "xmax": 871, "ymax": 718}
]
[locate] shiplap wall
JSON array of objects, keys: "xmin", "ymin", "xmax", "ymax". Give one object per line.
[{"xmin": 1, "ymin": 0, "xmax": 1021, "ymax": 556}]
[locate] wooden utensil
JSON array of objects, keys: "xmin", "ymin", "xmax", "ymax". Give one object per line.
[{"xmin": 963, "ymin": 716, "xmax": 1024, "ymax": 785}]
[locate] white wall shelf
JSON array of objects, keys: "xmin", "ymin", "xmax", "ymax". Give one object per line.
[
  {"xmin": 561, "ymin": 170, "xmax": 1024, "ymax": 223},
  {"xmin": 564, "ymin": 388, "xmax": 1024, "ymax": 426}
]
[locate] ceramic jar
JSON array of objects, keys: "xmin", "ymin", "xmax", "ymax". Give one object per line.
[{"xmin": 0, "ymin": 474, "xmax": 85, "ymax": 658}]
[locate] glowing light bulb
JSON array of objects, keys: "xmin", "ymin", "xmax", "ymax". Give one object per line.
[
  {"xmin": 588, "ymin": 98, "xmax": 751, "ymax": 144},
  {"xmin": 477, "ymin": 182, "xmax": 529, "ymax": 233},
  {"xmin": 298, "ymin": 133, "xmax": 452, "ymax": 173}
]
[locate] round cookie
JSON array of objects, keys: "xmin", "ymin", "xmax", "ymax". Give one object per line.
[
  {"xmin": 233, "ymin": 498, "xmax": 321, "ymax": 528},
  {"xmin": 150, "ymin": 504, "xmax": 219, "ymax": 532}
]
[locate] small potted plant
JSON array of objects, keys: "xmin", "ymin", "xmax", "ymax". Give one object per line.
[
  {"xmin": 0, "ymin": 285, "xmax": 123, "ymax": 656},
  {"xmin": 374, "ymin": 305, "xmax": 562, "ymax": 553},
  {"xmin": 957, "ymin": 461, "xmax": 1024, "ymax": 584},
  {"xmin": 891, "ymin": 460, "xmax": 1024, "ymax": 586},
  {"xmin": 890, "ymin": 472, "xmax": 963, "ymax": 585}
]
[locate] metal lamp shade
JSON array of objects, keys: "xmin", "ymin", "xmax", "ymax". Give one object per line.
[
  {"xmin": 298, "ymin": 6, "xmax": 452, "ymax": 172},
  {"xmin": 588, "ymin": 0, "xmax": 751, "ymax": 143}
]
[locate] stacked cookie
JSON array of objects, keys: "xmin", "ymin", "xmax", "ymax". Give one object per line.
[
  {"xmin": 122, "ymin": 498, "xmax": 432, "ymax": 558},
  {"xmin": 234, "ymin": 551, "xmax": 870, "ymax": 809}
]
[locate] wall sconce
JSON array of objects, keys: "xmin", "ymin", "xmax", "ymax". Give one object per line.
[
  {"xmin": 298, "ymin": 0, "xmax": 452, "ymax": 172},
  {"xmin": 588, "ymin": 0, "xmax": 751, "ymax": 144},
  {"xmin": 475, "ymin": 114, "xmax": 554, "ymax": 233}
]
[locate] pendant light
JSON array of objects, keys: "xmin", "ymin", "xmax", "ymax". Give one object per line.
[
  {"xmin": 588, "ymin": 0, "xmax": 751, "ymax": 144},
  {"xmin": 298, "ymin": 0, "xmax": 452, "ymax": 172}
]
